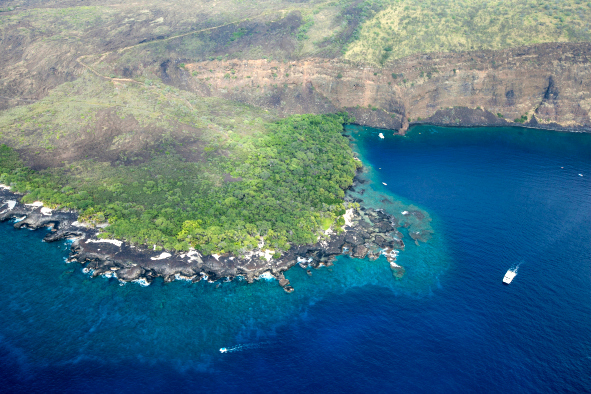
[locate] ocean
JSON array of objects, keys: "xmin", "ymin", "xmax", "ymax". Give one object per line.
[{"xmin": 1, "ymin": 125, "xmax": 590, "ymax": 393}]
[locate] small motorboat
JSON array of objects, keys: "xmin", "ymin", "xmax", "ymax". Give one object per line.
[{"xmin": 503, "ymin": 269, "xmax": 517, "ymax": 284}]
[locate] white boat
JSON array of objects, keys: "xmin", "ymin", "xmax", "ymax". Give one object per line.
[
  {"xmin": 503, "ymin": 269, "xmax": 517, "ymax": 284},
  {"xmin": 382, "ymin": 182, "xmax": 387, "ymax": 186},
  {"xmin": 378, "ymin": 133, "xmax": 385, "ymax": 139},
  {"xmin": 220, "ymin": 347, "xmax": 228, "ymax": 353}
]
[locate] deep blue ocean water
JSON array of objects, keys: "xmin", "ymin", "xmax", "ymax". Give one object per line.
[{"xmin": 1, "ymin": 125, "xmax": 590, "ymax": 393}]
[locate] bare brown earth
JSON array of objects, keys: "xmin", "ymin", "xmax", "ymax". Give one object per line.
[
  {"xmin": 15, "ymin": 107, "xmax": 209, "ymax": 170},
  {"xmin": 0, "ymin": 2, "xmax": 324, "ymax": 110},
  {"xmin": 161, "ymin": 42, "xmax": 591, "ymax": 132}
]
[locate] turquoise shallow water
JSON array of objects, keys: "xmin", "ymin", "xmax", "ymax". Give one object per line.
[{"xmin": 1, "ymin": 125, "xmax": 590, "ymax": 392}]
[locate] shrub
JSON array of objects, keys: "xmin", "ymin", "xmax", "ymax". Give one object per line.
[{"xmin": 514, "ymin": 114, "xmax": 528, "ymax": 123}]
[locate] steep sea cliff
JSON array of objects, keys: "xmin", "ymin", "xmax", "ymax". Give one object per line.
[{"xmin": 167, "ymin": 43, "xmax": 591, "ymax": 133}]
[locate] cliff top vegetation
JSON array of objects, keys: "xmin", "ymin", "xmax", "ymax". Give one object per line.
[{"xmin": 344, "ymin": 0, "xmax": 591, "ymax": 64}]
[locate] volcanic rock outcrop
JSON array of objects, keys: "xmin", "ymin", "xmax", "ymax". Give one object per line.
[{"xmin": 0, "ymin": 178, "xmax": 418, "ymax": 291}]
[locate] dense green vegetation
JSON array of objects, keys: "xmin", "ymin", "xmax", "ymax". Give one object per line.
[
  {"xmin": 344, "ymin": 0, "xmax": 591, "ymax": 64},
  {"xmin": 0, "ymin": 113, "xmax": 358, "ymax": 256}
]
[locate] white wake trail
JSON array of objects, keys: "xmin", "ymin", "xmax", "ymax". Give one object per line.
[{"xmin": 220, "ymin": 341, "xmax": 270, "ymax": 354}]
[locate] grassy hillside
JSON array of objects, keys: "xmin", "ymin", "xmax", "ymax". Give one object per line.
[{"xmin": 344, "ymin": 0, "xmax": 591, "ymax": 64}]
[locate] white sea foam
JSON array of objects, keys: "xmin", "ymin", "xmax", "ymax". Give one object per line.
[
  {"xmin": 133, "ymin": 278, "xmax": 151, "ymax": 287},
  {"xmin": 151, "ymin": 252, "xmax": 171, "ymax": 260},
  {"xmin": 297, "ymin": 256, "xmax": 313, "ymax": 264},
  {"xmin": 175, "ymin": 273, "xmax": 194, "ymax": 282},
  {"xmin": 382, "ymin": 248, "xmax": 400, "ymax": 261},
  {"xmin": 510, "ymin": 261, "xmax": 523, "ymax": 274},
  {"xmin": 86, "ymin": 239, "xmax": 123, "ymax": 247},
  {"xmin": 13, "ymin": 216, "xmax": 26, "ymax": 223},
  {"xmin": 257, "ymin": 272, "xmax": 275, "ymax": 281}
]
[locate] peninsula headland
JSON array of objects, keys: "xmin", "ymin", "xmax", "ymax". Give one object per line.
[{"xmin": 1, "ymin": 0, "xmax": 590, "ymax": 289}]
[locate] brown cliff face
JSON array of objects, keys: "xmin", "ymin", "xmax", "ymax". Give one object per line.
[{"xmin": 166, "ymin": 42, "xmax": 591, "ymax": 132}]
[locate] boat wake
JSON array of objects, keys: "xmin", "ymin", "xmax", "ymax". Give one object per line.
[
  {"xmin": 510, "ymin": 261, "xmax": 524, "ymax": 274},
  {"xmin": 220, "ymin": 342, "xmax": 270, "ymax": 354}
]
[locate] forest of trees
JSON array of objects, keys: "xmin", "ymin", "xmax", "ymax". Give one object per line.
[{"xmin": 0, "ymin": 113, "xmax": 359, "ymax": 257}]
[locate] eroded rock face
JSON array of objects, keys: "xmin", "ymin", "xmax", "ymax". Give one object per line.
[
  {"xmin": 169, "ymin": 43, "xmax": 591, "ymax": 132},
  {"xmin": 0, "ymin": 177, "xmax": 412, "ymax": 292}
]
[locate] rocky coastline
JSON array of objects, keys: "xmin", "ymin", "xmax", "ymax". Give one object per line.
[{"xmin": 0, "ymin": 176, "xmax": 414, "ymax": 292}]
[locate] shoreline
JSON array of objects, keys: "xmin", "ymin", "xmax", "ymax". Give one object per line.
[
  {"xmin": 0, "ymin": 175, "xmax": 417, "ymax": 292},
  {"xmin": 347, "ymin": 108, "xmax": 591, "ymax": 135},
  {"xmin": 4, "ymin": 121, "xmax": 582, "ymax": 291}
]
